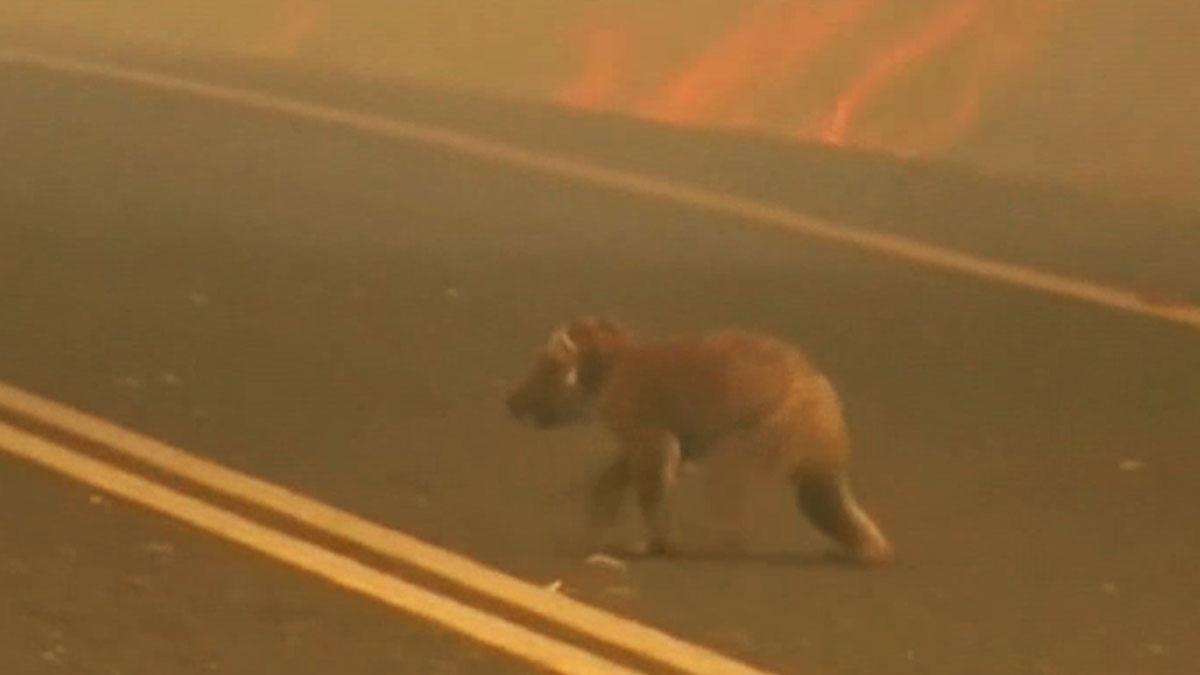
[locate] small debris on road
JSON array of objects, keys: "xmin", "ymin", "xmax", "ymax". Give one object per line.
[
  {"xmin": 585, "ymin": 553, "xmax": 627, "ymax": 572},
  {"xmin": 1118, "ymin": 458, "xmax": 1144, "ymax": 471},
  {"xmin": 124, "ymin": 575, "xmax": 153, "ymax": 591},
  {"xmin": 158, "ymin": 372, "xmax": 183, "ymax": 386},
  {"xmin": 1100, "ymin": 582, "xmax": 1119, "ymax": 596},
  {"xmin": 141, "ymin": 541, "xmax": 175, "ymax": 557},
  {"xmin": 113, "ymin": 376, "xmax": 143, "ymax": 389},
  {"xmin": 544, "ymin": 579, "xmax": 564, "ymax": 593},
  {"xmin": 40, "ymin": 644, "xmax": 66, "ymax": 665}
]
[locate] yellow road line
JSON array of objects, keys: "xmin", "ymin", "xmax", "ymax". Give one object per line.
[
  {"xmin": 0, "ymin": 420, "xmax": 643, "ymax": 675},
  {"xmin": 2, "ymin": 49, "xmax": 1197, "ymax": 332},
  {"xmin": 0, "ymin": 381, "xmax": 775, "ymax": 675}
]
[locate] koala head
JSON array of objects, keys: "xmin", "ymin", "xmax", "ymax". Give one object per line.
[{"xmin": 505, "ymin": 317, "xmax": 630, "ymax": 429}]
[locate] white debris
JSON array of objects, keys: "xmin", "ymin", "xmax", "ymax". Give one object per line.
[
  {"xmin": 40, "ymin": 644, "xmax": 66, "ymax": 665},
  {"xmin": 544, "ymin": 579, "xmax": 563, "ymax": 593},
  {"xmin": 88, "ymin": 494, "xmax": 106, "ymax": 506},
  {"xmin": 141, "ymin": 541, "xmax": 175, "ymax": 557},
  {"xmin": 1118, "ymin": 458, "xmax": 1144, "ymax": 471},
  {"xmin": 585, "ymin": 553, "xmax": 627, "ymax": 572},
  {"xmin": 124, "ymin": 575, "xmax": 153, "ymax": 591}
]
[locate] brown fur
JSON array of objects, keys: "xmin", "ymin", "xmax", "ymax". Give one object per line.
[{"xmin": 506, "ymin": 317, "xmax": 893, "ymax": 565}]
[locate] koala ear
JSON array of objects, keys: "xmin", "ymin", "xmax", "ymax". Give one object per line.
[{"xmin": 546, "ymin": 328, "xmax": 578, "ymax": 359}]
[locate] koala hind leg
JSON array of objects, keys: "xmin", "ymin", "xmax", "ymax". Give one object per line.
[
  {"xmin": 623, "ymin": 429, "xmax": 683, "ymax": 556},
  {"xmin": 792, "ymin": 469, "xmax": 892, "ymax": 565}
]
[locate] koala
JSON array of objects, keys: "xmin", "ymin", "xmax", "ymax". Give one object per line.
[{"xmin": 506, "ymin": 317, "xmax": 893, "ymax": 565}]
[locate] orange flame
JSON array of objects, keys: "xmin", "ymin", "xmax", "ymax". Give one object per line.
[
  {"xmin": 821, "ymin": 0, "xmax": 985, "ymax": 147},
  {"xmin": 554, "ymin": 1, "xmax": 1064, "ymax": 159},
  {"xmin": 641, "ymin": 0, "xmax": 877, "ymax": 126},
  {"xmin": 637, "ymin": 3, "xmax": 783, "ymax": 125}
]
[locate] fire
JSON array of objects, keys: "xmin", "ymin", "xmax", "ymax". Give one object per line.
[
  {"xmin": 638, "ymin": 2, "xmax": 781, "ymax": 125},
  {"xmin": 556, "ymin": 1, "xmax": 1065, "ymax": 159},
  {"xmin": 820, "ymin": 0, "xmax": 985, "ymax": 147},
  {"xmin": 641, "ymin": 0, "xmax": 877, "ymax": 126},
  {"xmin": 252, "ymin": 1, "xmax": 1066, "ymax": 161}
]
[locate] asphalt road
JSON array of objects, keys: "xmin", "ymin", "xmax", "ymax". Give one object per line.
[{"xmin": 1, "ymin": 47, "xmax": 1198, "ymax": 675}]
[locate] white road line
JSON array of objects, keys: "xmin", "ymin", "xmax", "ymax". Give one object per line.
[
  {"xmin": 2, "ymin": 49, "xmax": 1198, "ymax": 333},
  {"xmin": 0, "ymin": 381, "xmax": 775, "ymax": 675},
  {"xmin": 0, "ymin": 420, "xmax": 644, "ymax": 675}
]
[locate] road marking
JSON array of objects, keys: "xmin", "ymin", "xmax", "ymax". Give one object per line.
[
  {"xmin": 0, "ymin": 381, "xmax": 773, "ymax": 675},
  {"xmin": 2, "ymin": 49, "xmax": 1197, "ymax": 332},
  {"xmin": 0, "ymin": 420, "xmax": 643, "ymax": 675}
]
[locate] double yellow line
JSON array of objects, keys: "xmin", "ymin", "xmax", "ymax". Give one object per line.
[{"xmin": 0, "ymin": 381, "xmax": 773, "ymax": 675}]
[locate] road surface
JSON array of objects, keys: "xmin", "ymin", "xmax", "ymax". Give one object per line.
[{"xmin": 1, "ymin": 45, "xmax": 1197, "ymax": 674}]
